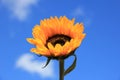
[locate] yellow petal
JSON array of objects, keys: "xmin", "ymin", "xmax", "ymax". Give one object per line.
[
  {"xmin": 54, "ymin": 44, "xmax": 62, "ymax": 56},
  {"xmin": 31, "ymin": 48, "xmax": 50, "ymax": 56},
  {"xmin": 62, "ymin": 41, "xmax": 71, "ymax": 55},
  {"xmin": 47, "ymin": 43, "xmax": 56, "ymax": 56},
  {"xmin": 27, "ymin": 38, "xmax": 36, "ymax": 44}
]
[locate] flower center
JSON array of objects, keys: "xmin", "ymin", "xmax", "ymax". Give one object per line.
[{"xmin": 46, "ymin": 34, "xmax": 71, "ymax": 47}]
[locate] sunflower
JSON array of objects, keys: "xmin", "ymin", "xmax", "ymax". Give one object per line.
[{"xmin": 27, "ymin": 16, "xmax": 85, "ymax": 59}]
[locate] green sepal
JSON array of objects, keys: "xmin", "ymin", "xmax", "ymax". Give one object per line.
[
  {"xmin": 64, "ymin": 54, "xmax": 77, "ymax": 76},
  {"xmin": 42, "ymin": 58, "xmax": 51, "ymax": 68}
]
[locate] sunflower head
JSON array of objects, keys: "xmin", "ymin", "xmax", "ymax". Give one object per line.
[{"xmin": 27, "ymin": 16, "xmax": 85, "ymax": 59}]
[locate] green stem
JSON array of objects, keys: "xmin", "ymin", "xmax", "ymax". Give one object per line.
[{"xmin": 59, "ymin": 59, "xmax": 64, "ymax": 80}]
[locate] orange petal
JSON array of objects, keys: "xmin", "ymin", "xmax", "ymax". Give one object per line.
[
  {"xmin": 75, "ymin": 23, "xmax": 84, "ymax": 33},
  {"xmin": 32, "ymin": 25, "xmax": 46, "ymax": 44}
]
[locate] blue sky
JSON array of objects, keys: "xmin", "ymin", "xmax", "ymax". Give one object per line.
[{"xmin": 0, "ymin": 0, "xmax": 120, "ymax": 80}]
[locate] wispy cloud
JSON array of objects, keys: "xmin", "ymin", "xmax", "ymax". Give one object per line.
[
  {"xmin": 71, "ymin": 7, "xmax": 85, "ymax": 17},
  {"xmin": 71, "ymin": 7, "xmax": 92, "ymax": 27},
  {"xmin": 16, "ymin": 53, "xmax": 55, "ymax": 78},
  {"xmin": 1, "ymin": 0, "xmax": 38, "ymax": 21}
]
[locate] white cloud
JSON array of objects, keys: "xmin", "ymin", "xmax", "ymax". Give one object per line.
[
  {"xmin": 16, "ymin": 53, "xmax": 55, "ymax": 78},
  {"xmin": 1, "ymin": 0, "xmax": 38, "ymax": 21}
]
